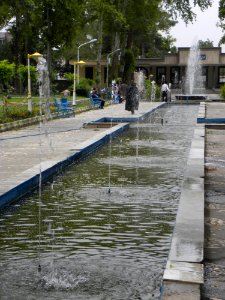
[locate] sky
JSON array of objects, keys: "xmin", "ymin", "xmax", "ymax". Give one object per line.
[{"xmin": 170, "ymin": 0, "xmax": 225, "ymax": 50}]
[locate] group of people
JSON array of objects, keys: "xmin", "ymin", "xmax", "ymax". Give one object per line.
[
  {"xmin": 90, "ymin": 80, "xmax": 140, "ymax": 114},
  {"xmin": 62, "ymin": 76, "xmax": 172, "ymax": 114},
  {"xmin": 62, "ymin": 77, "xmax": 171, "ymax": 114}
]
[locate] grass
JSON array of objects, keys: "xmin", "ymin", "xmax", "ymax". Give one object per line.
[{"xmin": 0, "ymin": 95, "xmax": 92, "ymax": 125}]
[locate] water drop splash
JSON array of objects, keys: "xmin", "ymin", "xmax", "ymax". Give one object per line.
[{"xmin": 39, "ymin": 268, "xmax": 89, "ymax": 290}]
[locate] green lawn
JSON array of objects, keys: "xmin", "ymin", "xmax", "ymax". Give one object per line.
[{"xmin": 0, "ymin": 95, "xmax": 92, "ymax": 124}]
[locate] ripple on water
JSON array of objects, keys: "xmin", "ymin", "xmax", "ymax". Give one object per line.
[{"xmin": 0, "ymin": 105, "xmax": 199, "ymax": 299}]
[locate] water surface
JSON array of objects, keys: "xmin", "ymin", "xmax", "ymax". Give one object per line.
[{"xmin": 0, "ymin": 105, "xmax": 199, "ymax": 300}]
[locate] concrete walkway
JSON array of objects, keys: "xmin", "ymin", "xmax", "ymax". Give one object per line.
[{"xmin": 162, "ymin": 101, "xmax": 225, "ymax": 300}]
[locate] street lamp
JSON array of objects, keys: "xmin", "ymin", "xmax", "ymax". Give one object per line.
[
  {"xmin": 27, "ymin": 52, "xmax": 43, "ymax": 111},
  {"xmin": 69, "ymin": 60, "xmax": 86, "ymax": 107},
  {"xmin": 106, "ymin": 48, "xmax": 121, "ymax": 90},
  {"xmin": 77, "ymin": 38, "xmax": 97, "ymax": 84}
]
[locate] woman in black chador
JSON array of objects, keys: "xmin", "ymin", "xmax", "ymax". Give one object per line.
[{"xmin": 125, "ymin": 81, "xmax": 139, "ymax": 114}]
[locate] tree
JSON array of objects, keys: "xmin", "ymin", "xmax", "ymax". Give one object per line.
[
  {"xmin": 218, "ymin": 0, "xmax": 225, "ymax": 46},
  {"xmin": 198, "ymin": 39, "xmax": 214, "ymax": 48},
  {"xmin": 0, "ymin": 0, "xmax": 214, "ymax": 88},
  {"xmin": 164, "ymin": 0, "xmax": 212, "ymax": 24},
  {"xmin": 0, "ymin": 60, "xmax": 15, "ymax": 92},
  {"xmin": 84, "ymin": 0, "xmax": 124, "ymax": 86},
  {"xmin": 17, "ymin": 64, "xmax": 37, "ymax": 94}
]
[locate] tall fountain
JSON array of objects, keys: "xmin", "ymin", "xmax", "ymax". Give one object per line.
[
  {"xmin": 176, "ymin": 42, "xmax": 207, "ymax": 101},
  {"xmin": 134, "ymin": 70, "xmax": 145, "ymax": 100},
  {"xmin": 36, "ymin": 56, "xmax": 51, "ymax": 118}
]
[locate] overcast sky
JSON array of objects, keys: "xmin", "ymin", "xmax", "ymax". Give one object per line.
[{"xmin": 170, "ymin": 0, "xmax": 225, "ymax": 50}]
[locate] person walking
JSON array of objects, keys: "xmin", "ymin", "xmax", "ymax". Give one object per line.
[
  {"xmin": 125, "ymin": 81, "xmax": 139, "ymax": 114},
  {"xmin": 161, "ymin": 81, "xmax": 170, "ymax": 102}
]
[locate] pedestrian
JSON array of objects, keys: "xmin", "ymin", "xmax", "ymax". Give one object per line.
[
  {"xmin": 161, "ymin": 81, "xmax": 170, "ymax": 102},
  {"xmin": 125, "ymin": 80, "xmax": 139, "ymax": 114},
  {"xmin": 61, "ymin": 89, "xmax": 70, "ymax": 97}
]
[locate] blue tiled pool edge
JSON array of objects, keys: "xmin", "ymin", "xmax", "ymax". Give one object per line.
[
  {"xmin": 0, "ymin": 123, "xmax": 129, "ymax": 210},
  {"xmin": 0, "ymin": 103, "xmax": 165, "ymax": 208}
]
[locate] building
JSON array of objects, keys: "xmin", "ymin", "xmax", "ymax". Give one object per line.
[
  {"xmin": 136, "ymin": 47, "xmax": 225, "ymax": 89},
  {"xmin": 0, "ymin": 31, "xmax": 12, "ymax": 45},
  {"xmin": 77, "ymin": 47, "xmax": 225, "ymax": 90}
]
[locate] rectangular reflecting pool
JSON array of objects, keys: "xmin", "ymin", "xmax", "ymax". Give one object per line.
[{"xmin": 0, "ymin": 105, "xmax": 199, "ymax": 300}]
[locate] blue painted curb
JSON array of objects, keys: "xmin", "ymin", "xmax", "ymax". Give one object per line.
[
  {"xmin": 197, "ymin": 117, "xmax": 225, "ymax": 123},
  {"xmin": 0, "ymin": 123, "xmax": 129, "ymax": 209},
  {"xmin": 0, "ymin": 103, "xmax": 163, "ymax": 209}
]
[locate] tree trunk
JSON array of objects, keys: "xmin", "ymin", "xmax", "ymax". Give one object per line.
[
  {"xmin": 96, "ymin": 15, "xmax": 103, "ymax": 88},
  {"xmin": 110, "ymin": 32, "xmax": 121, "ymax": 82}
]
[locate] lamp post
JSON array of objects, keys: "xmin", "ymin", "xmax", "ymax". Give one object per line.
[
  {"xmin": 27, "ymin": 52, "xmax": 43, "ymax": 111},
  {"xmin": 69, "ymin": 60, "xmax": 86, "ymax": 107},
  {"xmin": 106, "ymin": 48, "xmax": 121, "ymax": 90},
  {"xmin": 77, "ymin": 38, "xmax": 97, "ymax": 84}
]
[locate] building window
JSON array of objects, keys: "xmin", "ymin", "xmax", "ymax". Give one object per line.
[{"xmin": 218, "ymin": 67, "xmax": 225, "ymax": 84}]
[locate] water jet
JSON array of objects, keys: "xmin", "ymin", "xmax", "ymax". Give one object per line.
[{"xmin": 176, "ymin": 42, "xmax": 207, "ymax": 101}]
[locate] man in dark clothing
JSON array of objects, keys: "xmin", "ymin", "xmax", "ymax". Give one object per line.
[{"xmin": 91, "ymin": 87, "xmax": 105, "ymax": 109}]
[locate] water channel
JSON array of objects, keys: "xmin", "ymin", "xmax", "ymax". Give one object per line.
[{"xmin": 0, "ymin": 104, "xmax": 199, "ymax": 300}]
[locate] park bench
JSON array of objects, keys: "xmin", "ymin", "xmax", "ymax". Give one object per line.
[
  {"xmin": 54, "ymin": 98, "xmax": 74, "ymax": 117},
  {"xmin": 89, "ymin": 94, "xmax": 102, "ymax": 109}
]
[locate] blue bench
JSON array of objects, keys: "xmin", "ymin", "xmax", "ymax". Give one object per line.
[
  {"xmin": 89, "ymin": 94, "xmax": 102, "ymax": 109},
  {"xmin": 54, "ymin": 98, "xmax": 74, "ymax": 117}
]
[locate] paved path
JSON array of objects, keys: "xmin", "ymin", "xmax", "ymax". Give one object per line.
[{"xmin": 162, "ymin": 101, "xmax": 225, "ymax": 300}]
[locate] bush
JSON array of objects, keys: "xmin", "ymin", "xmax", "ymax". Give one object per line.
[
  {"xmin": 145, "ymin": 80, "xmax": 161, "ymax": 101},
  {"xmin": 0, "ymin": 105, "xmax": 39, "ymax": 124},
  {"xmin": 220, "ymin": 84, "xmax": 225, "ymax": 100},
  {"xmin": 74, "ymin": 78, "xmax": 95, "ymax": 97},
  {"xmin": 0, "ymin": 60, "xmax": 15, "ymax": 93}
]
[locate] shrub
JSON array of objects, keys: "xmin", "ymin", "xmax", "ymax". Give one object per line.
[
  {"xmin": 73, "ymin": 78, "xmax": 95, "ymax": 97},
  {"xmin": 0, "ymin": 105, "xmax": 40, "ymax": 124},
  {"xmin": 145, "ymin": 80, "xmax": 161, "ymax": 101},
  {"xmin": 0, "ymin": 60, "xmax": 15, "ymax": 92},
  {"xmin": 220, "ymin": 84, "xmax": 225, "ymax": 100}
]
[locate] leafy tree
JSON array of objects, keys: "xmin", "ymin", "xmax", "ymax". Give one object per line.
[
  {"xmin": 0, "ymin": 60, "xmax": 15, "ymax": 92},
  {"xmin": 164, "ymin": 0, "xmax": 212, "ymax": 23},
  {"xmin": 0, "ymin": 0, "xmax": 214, "ymax": 89},
  {"xmin": 17, "ymin": 64, "xmax": 37, "ymax": 94},
  {"xmin": 198, "ymin": 39, "xmax": 214, "ymax": 48},
  {"xmin": 31, "ymin": 0, "xmax": 84, "ymax": 76},
  {"xmin": 84, "ymin": 0, "xmax": 124, "ymax": 86},
  {"xmin": 123, "ymin": 49, "xmax": 135, "ymax": 83},
  {"xmin": 218, "ymin": 0, "xmax": 225, "ymax": 46}
]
